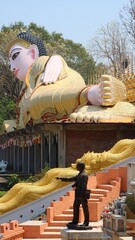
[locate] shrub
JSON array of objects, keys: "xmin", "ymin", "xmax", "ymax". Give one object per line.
[
  {"xmin": 26, "ymin": 164, "xmax": 50, "ymax": 183},
  {"xmin": 125, "ymin": 194, "xmax": 135, "ymax": 214},
  {"xmin": 7, "ymin": 174, "xmax": 21, "ymax": 189},
  {"xmin": 0, "ymin": 191, "xmax": 6, "ymax": 197}
]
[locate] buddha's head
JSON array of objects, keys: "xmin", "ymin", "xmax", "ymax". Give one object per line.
[{"xmin": 8, "ymin": 32, "xmax": 47, "ymax": 82}]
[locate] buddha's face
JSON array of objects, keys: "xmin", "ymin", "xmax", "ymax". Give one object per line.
[{"xmin": 9, "ymin": 43, "xmax": 39, "ymax": 82}]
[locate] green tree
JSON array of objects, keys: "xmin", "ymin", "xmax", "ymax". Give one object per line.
[
  {"xmin": 120, "ymin": 0, "xmax": 135, "ymax": 47},
  {"xmin": 0, "ymin": 98, "xmax": 16, "ymax": 128},
  {"xmin": 0, "ymin": 27, "xmax": 22, "ymax": 100},
  {"xmin": 7, "ymin": 174, "xmax": 21, "ymax": 190},
  {"xmin": 88, "ymin": 21, "xmax": 130, "ymax": 78}
]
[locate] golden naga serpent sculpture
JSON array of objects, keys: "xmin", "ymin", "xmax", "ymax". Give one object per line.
[{"xmin": 0, "ymin": 138, "xmax": 135, "ymax": 215}]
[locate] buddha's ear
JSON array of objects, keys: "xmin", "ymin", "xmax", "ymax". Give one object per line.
[{"xmin": 29, "ymin": 44, "xmax": 39, "ymax": 60}]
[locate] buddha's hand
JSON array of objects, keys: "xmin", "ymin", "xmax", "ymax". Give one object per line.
[{"xmin": 41, "ymin": 55, "xmax": 62, "ymax": 84}]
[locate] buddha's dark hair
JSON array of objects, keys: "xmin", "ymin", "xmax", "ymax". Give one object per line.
[{"xmin": 17, "ymin": 32, "xmax": 47, "ymax": 56}]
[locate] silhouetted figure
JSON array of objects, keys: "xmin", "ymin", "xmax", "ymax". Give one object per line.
[{"xmin": 56, "ymin": 162, "xmax": 90, "ymax": 227}]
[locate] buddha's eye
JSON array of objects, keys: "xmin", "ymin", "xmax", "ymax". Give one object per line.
[{"xmin": 12, "ymin": 52, "xmax": 20, "ymax": 60}]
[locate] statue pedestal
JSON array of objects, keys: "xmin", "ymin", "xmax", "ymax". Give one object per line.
[
  {"xmin": 67, "ymin": 223, "xmax": 93, "ymax": 230},
  {"xmin": 61, "ymin": 227, "xmax": 111, "ymax": 240}
]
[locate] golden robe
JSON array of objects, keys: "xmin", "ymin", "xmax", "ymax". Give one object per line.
[{"xmin": 18, "ymin": 55, "xmax": 89, "ymax": 128}]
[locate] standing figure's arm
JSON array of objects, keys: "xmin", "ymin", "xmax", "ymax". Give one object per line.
[{"xmin": 56, "ymin": 175, "xmax": 77, "ymax": 182}]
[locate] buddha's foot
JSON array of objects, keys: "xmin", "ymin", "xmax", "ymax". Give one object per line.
[
  {"xmin": 100, "ymin": 75, "xmax": 127, "ymax": 106},
  {"xmin": 69, "ymin": 102, "xmax": 135, "ymax": 123}
]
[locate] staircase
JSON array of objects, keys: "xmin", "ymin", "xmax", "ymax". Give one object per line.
[
  {"xmin": 0, "ymin": 166, "xmax": 127, "ymax": 240},
  {"xmin": 89, "ymin": 177, "xmax": 121, "ymax": 221},
  {"xmin": 20, "ymin": 175, "xmax": 122, "ymax": 239}
]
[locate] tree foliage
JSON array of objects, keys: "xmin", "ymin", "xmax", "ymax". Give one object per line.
[
  {"xmin": 120, "ymin": 0, "xmax": 135, "ymax": 47},
  {"xmin": 0, "ymin": 27, "xmax": 22, "ymax": 100},
  {"xmin": 0, "ymin": 98, "xmax": 16, "ymax": 127},
  {"xmin": 88, "ymin": 21, "xmax": 131, "ymax": 78}
]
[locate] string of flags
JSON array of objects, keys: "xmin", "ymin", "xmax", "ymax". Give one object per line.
[
  {"xmin": 0, "ymin": 135, "xmax": 42, "ymax": 149},
  {"xmin": 0, "ymin": 134, "xmax": 58, "ymax": 149}
]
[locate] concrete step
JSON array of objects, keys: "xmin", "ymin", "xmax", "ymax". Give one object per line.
[
  {"xmin": 89, "ymin": 198, "xmax": 100, "ymax": 202},
  {"xmin": 90, "ymin": 193, "xmax": 104, "ymax": 198},
  {"xmin": 91, "ymin": 189, "xmax": 110, "ymax": 196},
  {"xmin": 54, "ymin": 214, "xmax": 72, "ymax": 221},
  {"xmin": 62, "ymin": 209, "xmax": 73, "ymax": 214},
  {"xmin": 97, "ymin": 184, "xmax": 113, "ymax": 191},
  {"xmin": 50, "ymin": 220, "xmax": 68, "ymax": 227},
  {"xmin": 45, "ymin": 226, "xmax": 64, "ymax": 232},
  {"xmin": 89, "ymin": 197, "xmax": 105, "ymax": 203},
  {"xmin": 110, "ymin": 180, "xmax": 117, "ymax": 186},
  {"xmin": 40, "ymin": 231, "xmax": 61, "ymax": 238},
  {"xmin": 69, "ymin": 205, "xmax": 83, "ymax": 210}
]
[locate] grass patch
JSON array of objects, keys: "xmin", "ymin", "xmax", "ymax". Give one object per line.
[{"xmin": 0, "ymin": 191, "xmax": 6, "ymax": 197}]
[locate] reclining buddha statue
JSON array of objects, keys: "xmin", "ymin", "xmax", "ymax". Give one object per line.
[{"xmin": 8, "ymin": 32, "xmax": 135, "ymax": 128}]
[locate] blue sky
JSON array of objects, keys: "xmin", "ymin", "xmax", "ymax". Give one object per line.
[{"xmin": 0, "ymin": 0, "xmax": 129, "ymax": 48}]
